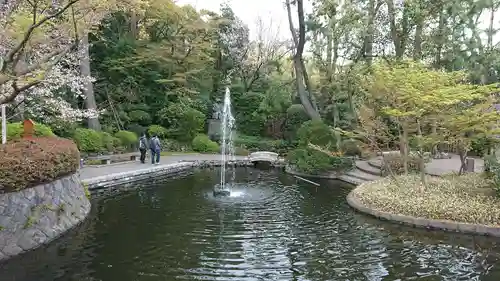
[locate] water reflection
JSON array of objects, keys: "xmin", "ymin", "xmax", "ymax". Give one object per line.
[{"xmin": 0, "ymin": 168, "xmax": 500, "ymax": 281}]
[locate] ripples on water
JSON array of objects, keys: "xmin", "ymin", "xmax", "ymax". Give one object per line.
[{"xmin": 1, "ymin": 168, "xmax": 500, "ymax": 281}]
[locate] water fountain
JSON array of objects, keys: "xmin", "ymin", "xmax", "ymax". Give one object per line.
[{"xmin": 213, "ymin": 86, "xmax": 236, "ymax": 197}]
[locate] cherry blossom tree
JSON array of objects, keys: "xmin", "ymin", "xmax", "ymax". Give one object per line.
[{"xmin": 0, "ymin": 0, "xmax": 143, "ymax": 129}]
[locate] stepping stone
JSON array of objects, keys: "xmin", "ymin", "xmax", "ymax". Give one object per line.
[
  {"xmin": 368, "ymin": 159, "xmax": 383, "ymax": 169},
  {"xmin": 355, "ymin": 161, "xmax": 382, "ymax": 176},
  {"xmin": 338, "ymin": 174, "xmax": 367, "ymax": 185},
  {"xmin": 345, "ymin": 169, "xmax": 382, "ymax": 182}
]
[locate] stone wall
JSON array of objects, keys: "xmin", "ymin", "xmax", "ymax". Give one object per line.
[{"xmin": 0, "ymin": 174, "xmax": 91, "ymax": 261}]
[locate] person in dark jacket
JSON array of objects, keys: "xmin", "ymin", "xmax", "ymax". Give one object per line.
[
  {"xmin": 149, "ymin": 134, "xmax": 161, "ymax": 164},
  {"xmin": 138, "ymin": 133, "xmax": 148, "ymax": 164}
]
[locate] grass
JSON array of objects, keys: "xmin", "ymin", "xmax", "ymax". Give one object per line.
[{"xmin": 352, "ymin": 173, "xmax": 500, "ymax": 226}]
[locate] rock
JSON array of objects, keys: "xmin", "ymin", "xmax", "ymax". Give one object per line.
[
  {"xmin": 2, "ymin": 244, "xmax": 23, "ymax": 256},
  {"xmin": 17, "ymin": 229, "xmax": 48, "ymax": 251}
]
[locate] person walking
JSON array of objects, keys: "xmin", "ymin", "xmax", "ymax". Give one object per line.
[
  {"xmin": 149, "ymin": 134, "xmax": 161, "ymax": 164},
  {"xmin": 138, "ymin": 133, "xmax": 148, "ymax": 164}
]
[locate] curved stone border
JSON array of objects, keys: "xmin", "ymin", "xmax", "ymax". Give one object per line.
[
  {"xmin": 83, "ymin": 159, "xmax": 285, "ymax": 190},
  {"xmin": 346, "ymin": 188, "xmax": 500, "ymax": 237},
  {"xmin": 0, "ymin": 174, "xmax": 91, "ymax": 261}
]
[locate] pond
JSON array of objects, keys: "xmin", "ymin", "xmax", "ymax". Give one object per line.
[{"xmin": 1, "ymin": 167, "xmax": 500, "ymax": 280}]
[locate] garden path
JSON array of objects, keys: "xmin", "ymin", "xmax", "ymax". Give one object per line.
[{"xmin": 79, "ymin": 154, "xmax": 248, "ymax": 180}]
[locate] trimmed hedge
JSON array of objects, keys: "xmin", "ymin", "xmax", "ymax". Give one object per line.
[
  {"xmin": 192, "ymin": 134, "xmax": 219, "ymax": 153},
  {"xmin": 0, "ymin": 137, "xmax": 80, "ymax": 193},
  {"xmin": 287, "ymin": 147, "xmax": 355, "ymax": 174},
  {"xmin": 0, "ymin": 122, "xmax": 55, "ymax": 140},
  {"xmin": 115, "ymin": 130, "xmax": 138, "ymax": 150}
]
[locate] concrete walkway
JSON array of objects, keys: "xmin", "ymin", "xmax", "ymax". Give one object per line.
[{"xmin": 79, "ymin": 154, "xmax": 248, "ymax": 180}]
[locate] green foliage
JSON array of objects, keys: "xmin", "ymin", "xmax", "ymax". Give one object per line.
[
  {"xmin": 233, "ymin": 134, "xmax": 291, "ymax": 153},
  {"xmin": 287, "ymin": 147, "xmax": 354, "ymax": 174},
  {"xmin": 484, "ymin": 155, "xmax": 500, "ymax": 195},
  {"xmin": 192, "ymin": 134, "xmax": 220, "ymax": 153},
  {"xmin": 340, "ymin": 139, "xmax": 362, "ymax": 157},
  {"xmin": 470, "ymin": 137, "xmax": 496, "ymax": 157},
  {"xmin": 114, "ymin": 130, "xmax": 138, "ymax": 150},
  {"xmin": 49, "ymin": 121, "xmax": 77, "ymax": 138},
  {"xmin": 148, "ymin": 125, "xmax": 168, "ymax": 139},
  {"xmin": 100, "ymin": 132, "xmax": 118, "ymax": 152},
  {"xmin": 128, "ymin": 110, "xmax": 152, "ymax": 126},
  {"xmin": 73, "ymin": 128, "xmax": 103, "ymax": 153},
  {"xmin": 297, "ymin": 120, "xmax": 337, "ymax": 149},
  {"xmin": 283, "ymin": 104, "xmax": 309, "ymax": 141},
  {"xmin": 0, "ymin": 122, "xmax": 55, "ymax": 140},
  {"xmin": 158, "ymin": 103, "xmax": 205, "ymax": 143}
]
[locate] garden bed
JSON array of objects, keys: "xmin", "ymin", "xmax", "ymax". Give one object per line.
[{"xmin": 351, "ymin": 173, "xmax": 500, "ymax": 226}]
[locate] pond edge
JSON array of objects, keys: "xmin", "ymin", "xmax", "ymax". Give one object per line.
[
  {"xmin": 346, "ymin": 188, "xmax": 500, "ymax": 237},
  {"xmin": 82, "ymin": 159, "xmax": 286, "ymax": 190}
]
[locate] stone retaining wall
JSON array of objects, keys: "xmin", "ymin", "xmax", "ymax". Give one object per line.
[
  {"xmin": 346, "ymin": 190, "xmax": 500, "ymax": 237},
  {"xmin": 0, "ymin": 174, "xmax": 91, "ymax": 261}
]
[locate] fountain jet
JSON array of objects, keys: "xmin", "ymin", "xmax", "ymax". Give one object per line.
[{"xmin": 213, "ymin": 86, "xmax": 235, "ymax": 197}]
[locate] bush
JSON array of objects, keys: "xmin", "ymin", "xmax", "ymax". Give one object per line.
[
  {"xmin": 484, "ymin": 155, "xmax": 500, "ymax": 195},
  {"xmin": 148, "ymin": 125, "xmax": 168, "ymax": 139},
  {"xmin": 192, "ymin": 134, "xmax": 220, "ymax": 153},
  {"xmin": 49, "ymin": 121, "xmax": 77, "ymax": 138},
  {"xmin": 296, "ymin": 120, "xmax": 337, "ymax": 150},
  {"xmin": 287, "ymin": 147, "xmax": 355, "ymax": 174},
  {"xmin": 234, "ymin": 135, "xmax": 290, "ymax": 153},
  {"xmin": 340, "ymin": 139, "xmax": 362, "ymax": 157},
  {"xmin": 0, "ymin": 122, "xmax": 55, "ymax": 140},
  {"xmin": 283, "ymin": 104, "xmax": 309, "ymax": 141},
  {"xmin": 234, "ymin": 147, "xmax": 250, "ymax": 156},
  {"xmin": 162, "ymin": 139, "xmax": 190, "ymax": 152},
  {"xmin": 380, "ymin": 153, "xmax": 429, "ymax": 176},
  {"xmin": 100, "ymin": 132, "xmax": 116, "ymax": 153},
  {"xmin": 115, "ymin": 130, "xmax": 138, "ymax": 150},
  {"xmin": 158, "ymin": 103, "xmax": 205, "ymax": 142},
  {"xmin": 73, "ymin": 128, "xmax": 103, "ymax": 153},
  {"xmin": 0, "ymin": 137, "xmax": 80, "ymax": 193},
  {"xmin": 471, "ymin": 137, "xmax": 495, "ymax": 157}
]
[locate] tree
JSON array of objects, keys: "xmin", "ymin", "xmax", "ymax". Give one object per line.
[
  {"xmin": 363, "ymin": 61, "xmax": 500, "ymax": 186},
  {"xmin": 286, "ymin": 0, "xmax": 321, "ymax": 120}
]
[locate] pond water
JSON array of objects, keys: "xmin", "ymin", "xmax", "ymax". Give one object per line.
[{"xmin": 2, "ymin": 167, "xmax": 500, "ymax": 281}]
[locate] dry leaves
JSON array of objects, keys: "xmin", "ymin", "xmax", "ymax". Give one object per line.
[{"xmin": 353, "ymin": 173, "xmax": 500, "ymax": 226}]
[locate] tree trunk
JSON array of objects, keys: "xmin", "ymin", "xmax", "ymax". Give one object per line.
[
  {"xmin": 400, "ymin": 122, "xmax": 409, "ymax": 174},
  {"xmin": 364, "ymin": 0, "xmax": 381, "ymax": 65},
  {"xmin": 434, "ymin": 5, "xmax": 446, "ymax": 68},
  {"xmin": 293, "ymin": 56, "xmax": 321, "ymax": 120},
  {"xmin": 416, "ymin": 119, "xmax": 427, "ymax": 188},
  {"xmin": 286, "ymin": 0, "xmax": 320, "ymax": 120},
  {"xmin": 386, "ymin": 0, "xmax": 406, "ymax": 58},
  {"xmin": 413, "ymin": 18, "xmax": 424, "ymax": 60},
  {"xmin": 80, "ymin": 33, "xmax": 101, "ymax": 131},
  {"xmin": 458, "ymin": 150, "xmax": 467, "ymax": 175}
]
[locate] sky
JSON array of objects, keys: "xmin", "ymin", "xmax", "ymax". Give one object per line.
[
  {"xmin": 175, "ymin": 0, "xmax": 300, "ymax": 40},
  {"xmin": 175, "ymin": 0, "xmax": 500, "ymax": 49}
]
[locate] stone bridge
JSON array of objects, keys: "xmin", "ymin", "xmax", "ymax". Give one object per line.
[{"xmin": 248, "ymin": 151, "xmax": 279, "ymax": 163}]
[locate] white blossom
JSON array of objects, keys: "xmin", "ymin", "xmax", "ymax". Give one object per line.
[{"xmin": 2, "ymin": 48, "xmax": 103, "ymax": 123}]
